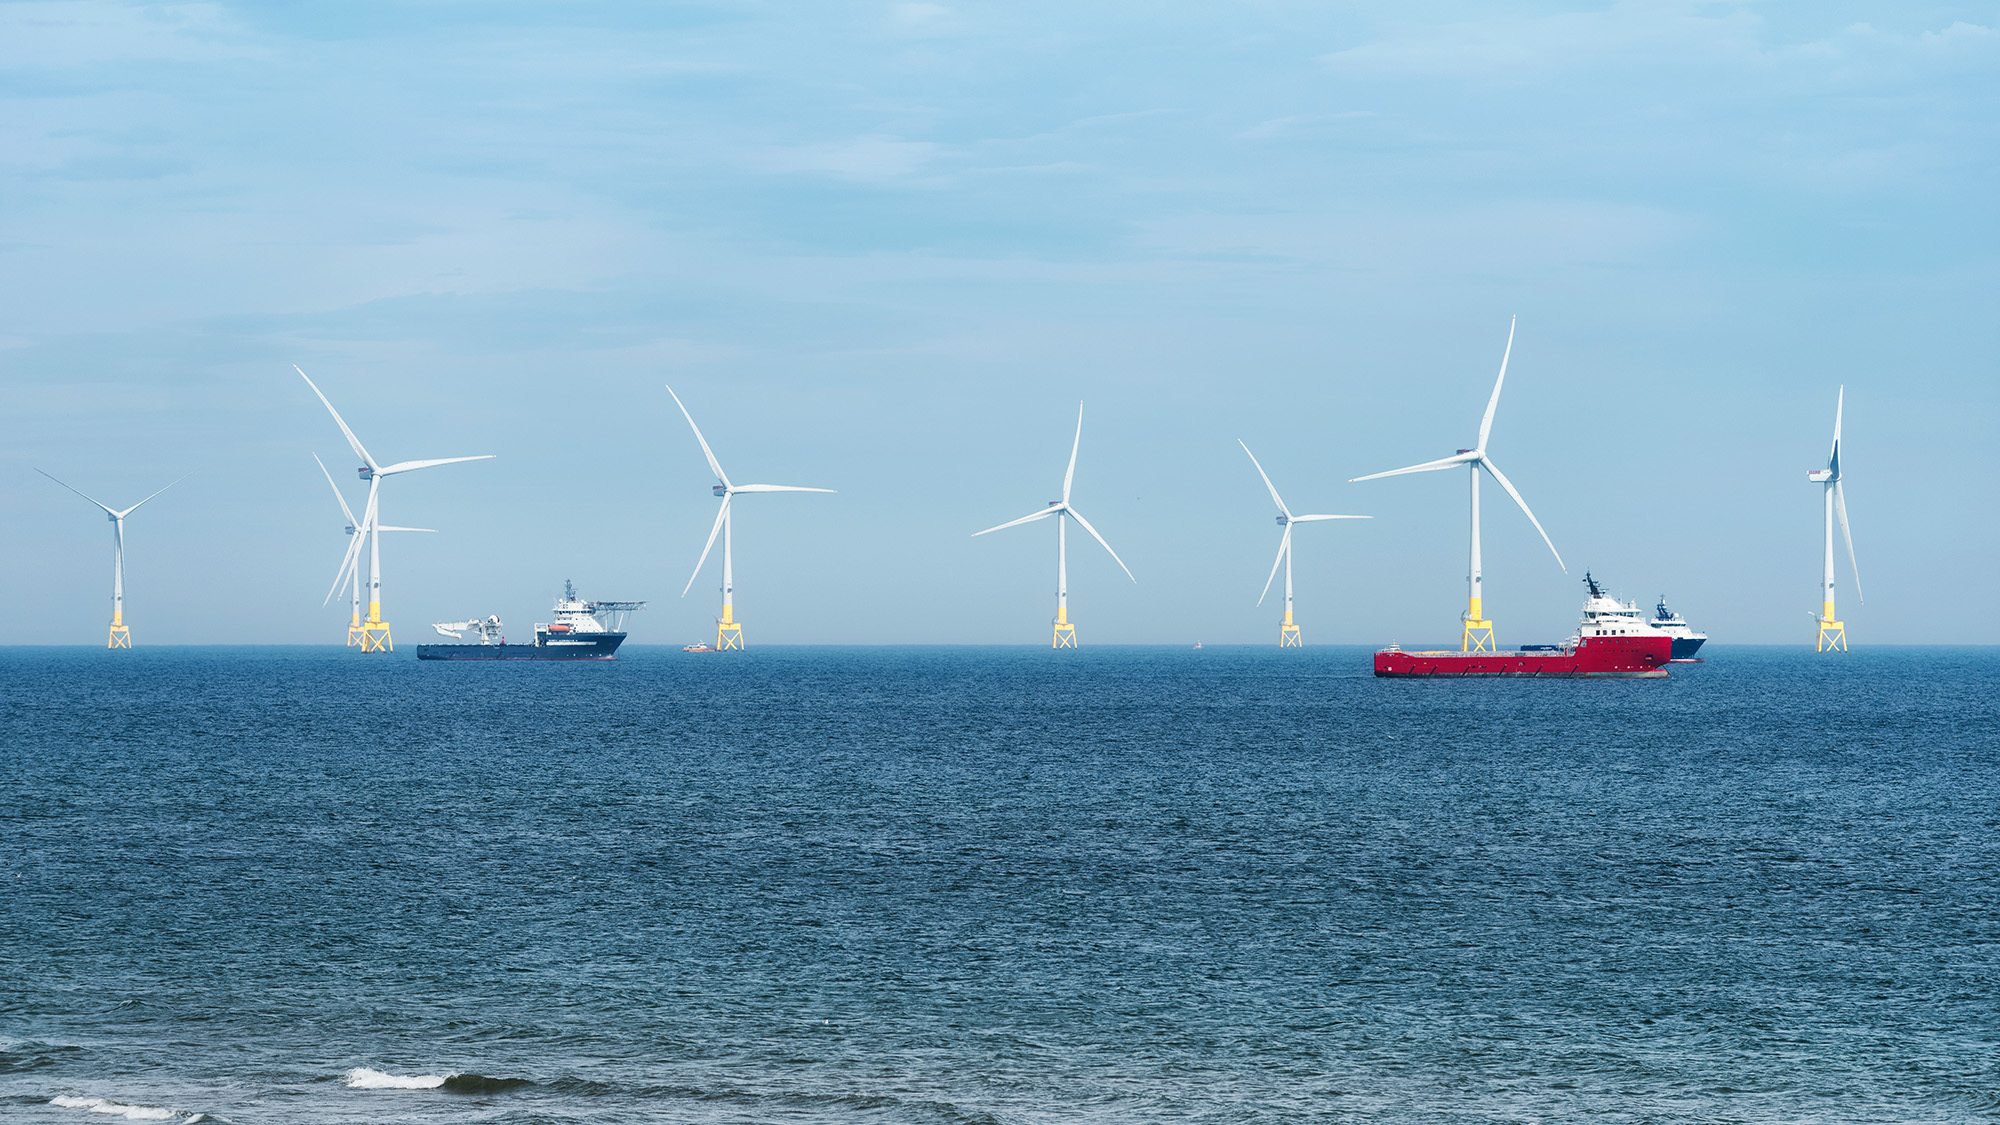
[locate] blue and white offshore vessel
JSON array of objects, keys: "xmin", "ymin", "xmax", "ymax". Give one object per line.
[
  {"xmin": 416, "ymin": 581, "xmax": 645, "ymax": 661},
  {"xmin": 1648, "ymin": 596, "xmax": 1708, "ymax": 661}
]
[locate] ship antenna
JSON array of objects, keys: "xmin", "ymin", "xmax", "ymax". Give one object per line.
[
  {"xmin": 1584, "ymin": 571, "xmax": 1602, "ymax": 598},
  {"xmin": 565, "ymin": 577, "xmax": 575, "ymax": 601}
]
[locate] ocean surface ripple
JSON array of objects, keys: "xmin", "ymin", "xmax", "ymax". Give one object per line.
[{"xmin": 3, "ymin": 645, "xmax": 1996, "ymax": 1123}]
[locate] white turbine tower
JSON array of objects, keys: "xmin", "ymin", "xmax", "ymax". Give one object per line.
[
  {"xmin": 296, "ymin": 366, "xmax": 493, "ymax": 652},
  {"xmin": 1240, "ymin": 441, "xmax": 1369, "ymax": 648},
  {"xmin": 1350, "ymin": 317, "xmax": 1565, "ymax": 652},
  {"xmin": 974, "ymin": 403, "xmax": 1135, "ymax": 648},
  {"xmin": 666, "ymin": 385, "xmax": 835, "ymax": 651},
  {"xmin": 38, "ymin": 470, "xmax": 182, "ymax": 648},
  {"xmin": 1808, "ymin": 386, "xmax": 1862, "ymax": 652},
  {"xmin": 313, "ymin": 453, "xmax": 435, "ymax": 647}
]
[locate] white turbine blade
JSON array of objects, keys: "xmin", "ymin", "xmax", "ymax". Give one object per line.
[
  {"xmin": 36, "ymin": 469, "xmax": 117, "ymax": 516},
  {"xmin": 326, "ymin": 483, "xmax": 379, "ymax": 604},
  {"xmin": 114, "ymin": 475, "xmax": 185, "ymax": 518},
  {"xmin": 1258, "ymin": 526, "xmax": 1290, "ymax": 607},
  {"xmin": 680, "ymin": 496, "xmax": 731, "ymax": 597},
  {"xmin": 665, "ymin": 384, "xmax": 731, "ymax": 489},
  {"xmin": 1834, "ymin": 480, "xmax": 1862, "ymax": 603},
  {"xmin": 1239, "ymin": 441, "xmax": 1291, "ymax": 518},
  {"xmin": 1829, "ymin": 385, "xmax": 1844, "ymax": 480},
  {"xmin": 313, "ymin": 453, "xmax": 359, "ymax": 526},
  {"xmin": 374, "ymin": 526, "xmax": 437, "ymax": 533},
  {"xmin": 295, "ymin": 366, "xmax": 378, "ymax": 471},
  {"xmin": 1476, "ymin": 316, "xmax": 1518, "ymax": 453},
  {"xmin": 730, "ymin": 484, "xmax": 837, "ymax": 494},
  {"xmin": 1062, "ymin": 505, "xmax": 1136, "ymax": 582},
  {"xmin": 325, "ymin": 528, "xmax": 366, "ymax": 606},
  {"xmin": 1287, "ymin": 514, "xmax": 1372, "ymax": 523},
  {"xmin": 1062, "ymin": 402, "xmax": 1083, "ymax": 503},
  {"xmin": 1349, "ymin": 451, "xmax": 1478, "ymax": 483},
  {"xmin": 1479, "ymin": 457, "xmax": 1566, "ymax": 573},
  {"xmin": 973, "ymin": 505, "xmax": 1062, "ymax": 536},
  {"xmin": 377, "ymin": 454, "xmax": 495, "ymax": 476}
]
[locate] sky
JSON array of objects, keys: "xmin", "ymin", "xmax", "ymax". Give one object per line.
[{"xmin": 2, "ymin": 1, "xmax": 1995, "ymax": 646}]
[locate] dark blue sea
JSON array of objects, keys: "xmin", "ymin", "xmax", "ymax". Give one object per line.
[{"xmin": 4, "ymin": 646, "xmax": 1998, "ymax": 1124}]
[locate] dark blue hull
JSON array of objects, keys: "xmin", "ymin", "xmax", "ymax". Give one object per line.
[
  {"xmin": 416, "ymin": 633, "xmax": 625, "ymax": 661},
  {"xmin": 1669, "ymin": 635, "xmax": 1706, "ymax": 660}
]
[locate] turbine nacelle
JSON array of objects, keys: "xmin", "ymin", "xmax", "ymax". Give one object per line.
[
  {"xmin": 713, "ymin": 484, "xmax": 728, "ymax": 497},
  {"xmin": 357, "ymin": 466, "xmax": 374, "ymax": 481},
  {"xmin": 1808, "ymin": 469, "xmax": 1833, "ymax": 483}
]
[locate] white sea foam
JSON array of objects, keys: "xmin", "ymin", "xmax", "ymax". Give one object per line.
[
  {"xmin": 47, "ymin": 1096, "xmax": 188, "ymax": 1121},
  {"xmin": 344, "ymin": 1067, "xmax": 449, "ymax": 1089}
]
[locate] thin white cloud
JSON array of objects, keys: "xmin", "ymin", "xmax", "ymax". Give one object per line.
[
  {"xmin": 1133, "ymin": 200, "xmax": 1704, "ymax": 272},
  {"xmin": 888, "ymin": 3, "xmax": 960, "ymax": 38},
  {"xmin": 1318, "ymin": 3, "xmax": 1996, "ymax": 85},
  {"xmin": 0, "ymin": 1, "xmax": 263, "ymax": 67},
  {"xmin": 1318, "ymin": 2, "xmax": 1763, "ymax": 81},
  {"xmin": 754, "ymin": 134, "xmax": 947, "ymax": 183},
  {"xmin": 1237, "ymin": 112, "xmax": 1375, "ymax": 141}
]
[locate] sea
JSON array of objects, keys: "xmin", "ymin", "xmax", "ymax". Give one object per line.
[{"xmin": 3, "ymin": 645, "xmax": 1997, "ymax": 1124}]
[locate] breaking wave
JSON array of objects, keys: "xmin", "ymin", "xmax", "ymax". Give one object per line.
[
  {"xmin": 344, "ymin": 1068, "xmax": 445, "ymax": 1089},
  {"xmin": 440, "ymin": 1072, "xmax": 535, "ymax": 1093},
  {"xmin": 344, "ymin": 1067, "xmax": 533, "ymax": 1093},
  {"xmin": 48, "ymin": 1096, "xmax": 203, "ymax": 1122}
]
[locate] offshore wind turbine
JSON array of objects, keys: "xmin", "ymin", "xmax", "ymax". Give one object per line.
[
  {"xmin": 313, "ymin": 453, "xmax": 434, "ymax": 647},
  {"xmin": 37, "ymin": 470, "xmax": 182, "ymax": 647},
  {"xmin": 1350, "ymin": 317, "xmax": 1565, "ymax": 652},
  {"xmin": 974, "ymin": 402, "xmax": 1135, "ymax": 648},
  {"xmin": 1808, "ymin": 386, "xmax": 1862, "ymax": 652},
  {"xmin": 296, "ymin": 366, "xmax": 492, "ymax": 652},
  {"xmin": 1240, "ymin": 441, "xmax": 1369, "ymax": 647},
  {"xmin": 666, "ymin": 385, "xmax": 834, "ymax": 651}
]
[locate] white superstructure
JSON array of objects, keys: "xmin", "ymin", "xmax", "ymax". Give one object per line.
[
  {"xmin": 1647, "ymin": 597, "xmax": 1709, "ymax": 659},
  {"xmin": 1570, "ymin": 574, "xmax": 1673, "ymax": 644},
  {"xmin": 537, "ymin": 580, "xmax": 645, "ymax": 636}
]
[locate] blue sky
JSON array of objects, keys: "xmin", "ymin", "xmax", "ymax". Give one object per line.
[{"xmin": 3, "ymin": 1, "xmax": 1995, "ymax": 645}]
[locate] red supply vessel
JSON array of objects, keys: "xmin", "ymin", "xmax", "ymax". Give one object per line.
[{"xmin": 1375, "ymin": 574, "xmax": 1673, "ymax": 678}]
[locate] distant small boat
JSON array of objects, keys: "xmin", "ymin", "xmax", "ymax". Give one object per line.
[
  {"xmin": 1192, "ymin": 642, "xmax": 1203, "ymax": 650},
  {"xmin": 683, "ymin": 642, "xmax": 716, "ymax": 653}
]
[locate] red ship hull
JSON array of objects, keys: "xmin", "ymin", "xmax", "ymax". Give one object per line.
[{"xmin": 1374, "ymin": 635, "xmax": 1671, "ymax": 678}]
